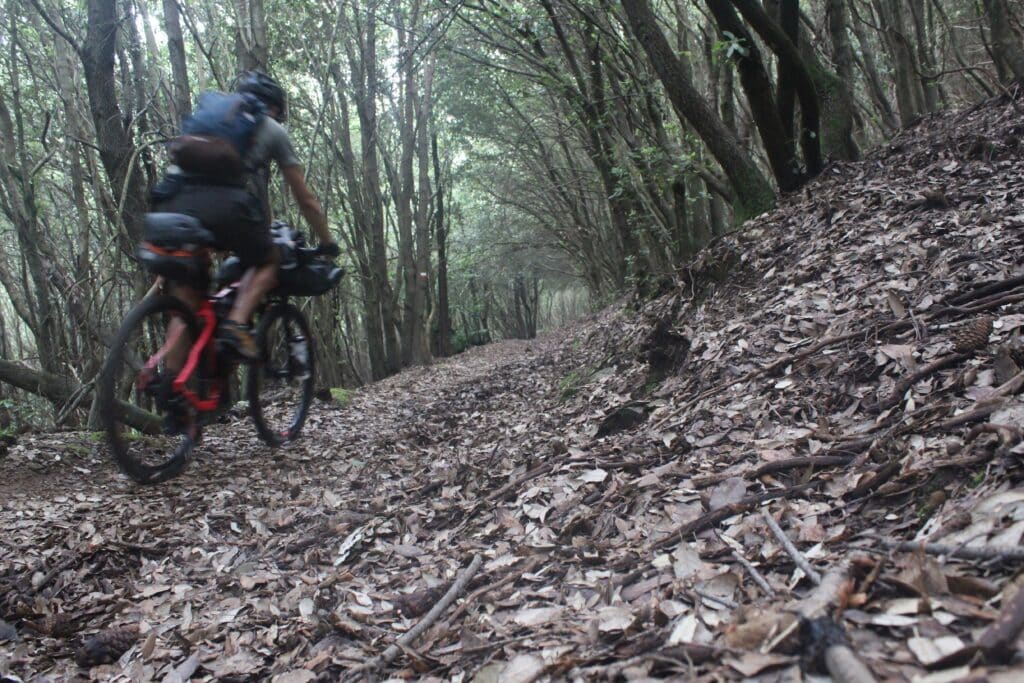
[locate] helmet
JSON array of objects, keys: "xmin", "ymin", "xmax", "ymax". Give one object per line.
[{"xmin": 236, "ymin": 70, "xmax": 286, "ymax": 120}]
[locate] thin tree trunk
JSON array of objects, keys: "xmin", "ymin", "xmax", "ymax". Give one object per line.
[
  {"xmin": 620, "ymin": 0, "xmax": 775, "ymax": 221},
  {"xmin": 731, "ymin": 0, "xmax": 824, "ymax": 176},
  {"xmin": 432, "ymin": 133, "xmax": 452, "ymax": 358},
  {"xmin": 825, "ymin": 0, "xmax": 861, "ymax": 160},
  {"xmin": 704, "ymin": 0, "xmax": 802, "ymax": 191},
  {"xmin": 411, "ymin": 55, "xmax": 435, "ymax": 365},
  {"xmin": 234, "ymin": 0, "xmax": 268, "ymax": 71},
  {"xmin": 908, "ymin": 0, "xmax": 940, "ymax": 111},
  {"xmin": 981, "ymin": 0, "xmax": 1024, "ymax": 82},
  {"xmin": 875, "ymin": 0, "xmax": 924, "ymax": 126},
  {"xmin": 849, "ymin": 0, "xmax": 900, "ymax": 131},
  {"xmin": 163, "ymin": 0, "xmax": 192, "ymax": 121},
  {"xmin": 0, "ymin": 90, "xmax": 61, "ymax": 378},
  {"xmin": 80, "ymin": 0, "xmax": 148, "ymax": 249}
]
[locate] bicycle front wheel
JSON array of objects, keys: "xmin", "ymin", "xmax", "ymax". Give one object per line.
[
  {"xmin": 98, "ymin": 295, "xmax": 200, "ymax": 483},
  {"xmin": 248, "ymin": 303, "xmax": 315, "ymax": 446}
]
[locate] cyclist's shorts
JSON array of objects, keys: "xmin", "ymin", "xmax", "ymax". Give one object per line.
[{"xmin": 153, "ymin": 183, "xmax": 274, "ymax": 268}]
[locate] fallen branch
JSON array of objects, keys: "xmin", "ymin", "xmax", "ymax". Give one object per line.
[
  {"xmin": 863, "ymin": 535, "xmax": 1024, "ymax": 562},
  {"xmin": 945, "ymin": 274, "xmax": 1024, "ymax": 306},
  {"xmin": 931, "ymin": 369, "xmax": 1024, "ymax": 431},
  {"xmin": 764, "ymin": 562, "xmax": 852, "ymax": 654},
  {"xmin": 692, "ymin": 586, "xmax": 738, "ymax": 609},
  {"xmin": 652, "ymin": 481, "xmax": 823, "ymax": 550},
  {"xmin": 349, "ymin": 555, "xmax": 482, "ymax": 679},
  {"xmin": 762, "ymin": 511, "xmax": 822, "ymax": 585},
  {"xmin": 929, "ymin": 581, "xmax": 1024, "ymax": 668},
  {"xmin": 873, "ymin": 352, "xmax": 971, "ymax": 412},
  {"xmin": 842, "ymin": 461, "xmax": 900, "ymax": 501},
  {"xmin": 728, "ymin": 549, "xmax": 776, "ymax": 597},
  {"xmin": 965, "ymin": 422, "xmax": 1024, "ymax": 447},
  {"xmin": 486, "ymin": 463, "xmax": 553, "ymax": 502},
  {"xmin": 694, "ymin": 455, "xmax": 854, "ymax": 488},
  {"xmin": 823, "ymin": 637, "xmax": 879, "ymax": 683},
  {"xmin": 932, "ymin": 292, "xmax": 1024, "ymax": 317},
  {"xmin": 974, "ymin": 584, "xmax": 1024, "ymax": 661},
  {"xmin": 449, "ymin": 557, "xmax": 540, "ymax": 622},
  {"xmin": 0, "ymin": 359, "xmax": 159, "ymax": 433}
]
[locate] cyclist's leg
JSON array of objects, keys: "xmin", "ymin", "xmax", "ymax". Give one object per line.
[
  {"xmin": 206, "ymin": 188, "xmax": 275, "ymax": 359},
  {"xmin": 229, "ymin": 250, "xmax": 279, "ymax": 325},
  {"xmin": 166, "ymin": 283, "xmax": 203, "ymax": 372},
  {"xmin": 152, "ymin": 186, "xmax": 209, "ymax": 374}
]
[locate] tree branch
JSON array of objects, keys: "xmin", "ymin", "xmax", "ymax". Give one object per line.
[{"xmin": 26, "ymin": 0, "xmax": 81, "ymax": 54}]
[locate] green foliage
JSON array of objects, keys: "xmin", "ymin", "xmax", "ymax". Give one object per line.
[
  {"xmin": 329, "ymin": 388, "xmax": 353, "ymax": 406},
  {"xmin": 558, "ymin": 367, "xmax": 596, "ymax": 401},
  {"xmin": 0, "ymin": 398, "xmax": 26, "ymax": 438},
  {"xmin": 716, "ymin": 32, "xmax": 750, "ymax": 61}
]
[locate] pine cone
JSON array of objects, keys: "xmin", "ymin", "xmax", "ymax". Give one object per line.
[
  {"xmin": 952, "ymin": 316, "xmax": 993, "ymax": 354},
  {"xmin": 75, "ymin": 625, "xmax": 138, "ymax": 667}
]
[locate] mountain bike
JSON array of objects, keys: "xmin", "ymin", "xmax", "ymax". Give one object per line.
[{"xmin": 97, "ymin": 214, "xmax": 342, "ymax": 484}]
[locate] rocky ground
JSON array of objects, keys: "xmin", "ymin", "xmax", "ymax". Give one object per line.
[{"xmin": 3, "ymin": 93, "xmax": 1024, "ymax": 682}]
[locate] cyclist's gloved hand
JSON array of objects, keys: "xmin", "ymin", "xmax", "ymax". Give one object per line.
[{"xmin": 317, "ymin": 242, "xmax": 340, "ymax": 259}]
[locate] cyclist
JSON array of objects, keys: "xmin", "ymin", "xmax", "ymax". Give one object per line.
[{"xmin": 152, "ymin": 70, "xmax": 339, "ymax": 360}]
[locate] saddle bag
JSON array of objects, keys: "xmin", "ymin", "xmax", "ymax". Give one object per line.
[{"xmin": 139, "ymin": 213, "xmax": 216, "ymax": 285}]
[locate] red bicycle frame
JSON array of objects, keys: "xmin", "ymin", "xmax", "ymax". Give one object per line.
[{"xmin": 140, "ymin": 299, "xmax": 223, "ymax": 412}]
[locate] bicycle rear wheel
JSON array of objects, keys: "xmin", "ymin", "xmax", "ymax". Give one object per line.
[
  {"xmin": 98, "ymin": 295, "xmax": 201, "ymax": 483},
  {"xmin": 248, "ymin": 303, "xmax": 315, "ymax": 446}
]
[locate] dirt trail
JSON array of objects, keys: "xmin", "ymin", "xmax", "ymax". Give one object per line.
[{"xmin": 1, "ymin": 339, "xmax": 576, "ymax": 680}]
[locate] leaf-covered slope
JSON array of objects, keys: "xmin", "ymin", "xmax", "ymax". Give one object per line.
[{"xmin": 2, "ymin": 95, "xmax": 1024, "ymax": 681}]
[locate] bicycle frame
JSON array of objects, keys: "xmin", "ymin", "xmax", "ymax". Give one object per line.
[
  {"xmin": 139, "ymin": 298, "xmax": 223, "ymax": 413},
  {"xmin": 173, "ymin": 300, "xmax": 222, "ymax": 411}
]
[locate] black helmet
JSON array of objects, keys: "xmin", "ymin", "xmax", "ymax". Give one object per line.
[{"xmin": 236, "ymin": 70, "xmax": 286, "ymax": 120}]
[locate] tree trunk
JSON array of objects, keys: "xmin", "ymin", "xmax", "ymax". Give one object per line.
[
  {"xmin": 849, "ymin": 0, "xmax": 900, "ymax": 131},
  {"xmin": 335, "ymin": 1, "xmax": 399, "ymax": 379},
  {"xmin": 619, "ymin": 0, "xmax": 775, "ymax": 221},
  {"xmin": 731, "ymin": 0, "xmax": 824, "ymax": 176},
  {"xmin": 0, "ymin": 92, "xmax": 61, "ymax": 378},
  {"xmin": 704, "ymin": 0, "xmax": 801, "ymax": 191},
  {"xmin": 432, "ymin": 133, "xmax": 452, "ymax": 358},
  {"xmin": 123, "ymin": 0, "xmax": 157, "ymax": 187},
  {"xmin": 824, "ymin": 0, "xmax": 861, "ymax": 160},
  {"xmin": 163, "ymin": 0, "xmax": 192, "ymax": 121},
  {"xmin": 908, "ymin": 0, "xmax": 940, "ymax": 111},
  {"xmin": 234, "ymin": 0, "xmax": 268, "ymax": 71},
  {"xmin": 875, "ymin": 0, "xmax": 924, "ymax": 126},
  {"xmin": 81, "ymin": 0, "xmax": 148, "ymax": 248},
  {"xmin": 0, "ymin": 359, "xmax": 160, "ymax": 433},
  {"xmin": 411, "ymin": 56, "xmax": 435, "ymax": 366},
  {"xmin": 981, "ymin": 0, "xmax": 1024, "ymax": 82},
  {"xmin": 774, "ymin": 0, "xmax": 800, "ymax": 145}
]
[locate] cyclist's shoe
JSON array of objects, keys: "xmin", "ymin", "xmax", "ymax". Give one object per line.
[
  {"xmin": 162, "ymin": 410, "xmax": 197, "ymax": 439},
  {"xmin": 217, "ymin": 320, "xmax": 259, "ymax": 362}
]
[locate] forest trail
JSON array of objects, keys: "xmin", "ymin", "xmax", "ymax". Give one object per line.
[{"xmin": 4, "ymin": 95, "xmax": 1024, "ymax": 681}]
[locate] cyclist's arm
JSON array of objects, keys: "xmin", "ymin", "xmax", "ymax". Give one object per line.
[{"xmin": 281, "ymin": 165, "xmax": 333, "ymax": 246}]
